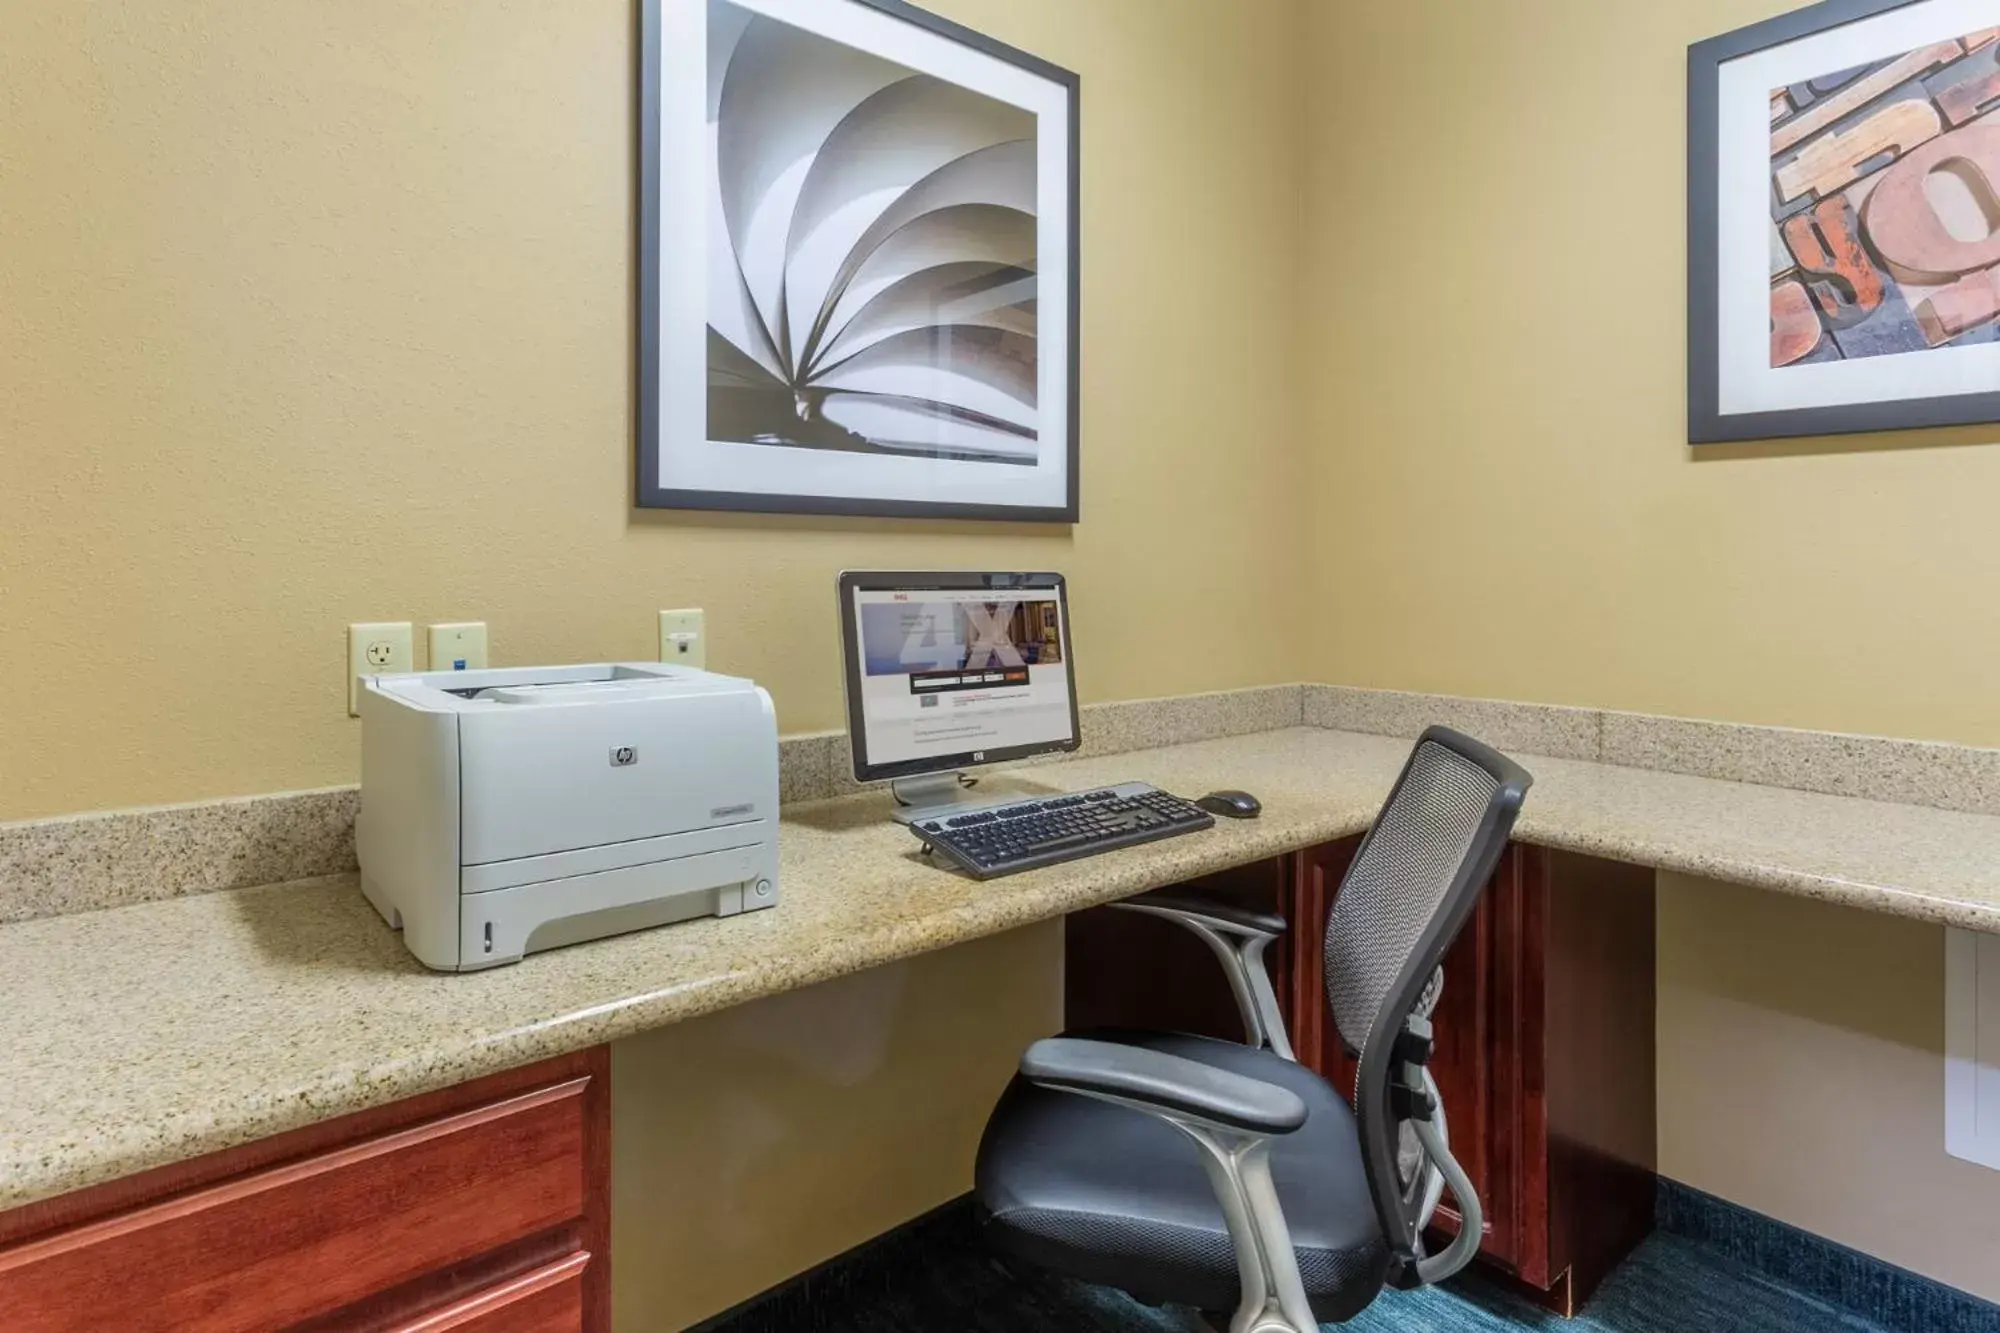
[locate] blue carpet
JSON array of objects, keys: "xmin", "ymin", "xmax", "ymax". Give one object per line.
[
  {"xmin": 696, "ymin": 1204, "xmax": 1912, "ymax": 1332},
  {"xmin": 1658, "ymin": 1180, "xmax": 2000, "ymax": 1333},
  {"xmin": 1339, "ymin": 1233, "xmax": 1895, "ymax": 1332}
]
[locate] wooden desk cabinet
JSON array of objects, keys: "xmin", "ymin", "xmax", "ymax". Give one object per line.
[
  {"xmin": 1067, "ymin": 840, "xmax": 1656, "ymax": 1314},
  {"xmin": 0, "ymin": 1048, "xmax": 610, "ymax": 1333}
]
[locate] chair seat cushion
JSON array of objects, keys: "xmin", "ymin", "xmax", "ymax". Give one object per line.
[{"xmin": 975, "ymin": 1030, "xmax": 1390, "ymax": 1323}]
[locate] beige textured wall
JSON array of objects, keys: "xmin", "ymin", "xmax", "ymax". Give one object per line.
[
  {"xmin": 1301, "ymin": 0, "xmax": 2000, "ymax": 749},
  {"xmin": 0, "ymin": 0, "xmax": 1308, "ymax": 821},
  {"xmin": 16, "ymin": 0, "xmax": 1996, "ymax": 1309},
  {"xmin": 1300, "ymin": 0, "xmax": 2000, "ymax": 1299},
  {"xmin": 1658, "ymin": 876, "xmax": 2000, "ymax": 1300},
  {"xmin": 611, "ymin": 923, "xmax": 1062, "ymax": 1331},
  {"xmin": 0, "ymin": 2, "xmax": 1308, "ymax": 1326}
]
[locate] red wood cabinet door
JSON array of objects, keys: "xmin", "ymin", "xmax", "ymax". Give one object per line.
[{"xmin": 1286, "ymin": 840, "xmax": 1538, "ymax": 1277}]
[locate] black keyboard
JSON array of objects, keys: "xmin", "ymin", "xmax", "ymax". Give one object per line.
[{"xmin": 907, "ymin": 782, "xmax": 1214, "ymax": 879}]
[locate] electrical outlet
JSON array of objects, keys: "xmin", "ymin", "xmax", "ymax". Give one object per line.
[
  {"xmin": 348, "ymin": 622, "xmax": 413, "ymax": 716},
  {"xmin": 428, "ymin": 622, "xmax": 489, "ymax": 673},
  {"xmin": 659, "ymin": 608, "xmax": 705, "ymax": 669}
]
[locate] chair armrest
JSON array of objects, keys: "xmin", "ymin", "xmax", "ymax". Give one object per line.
[
  {"xmin": 1107, "ymin": 893, "xmax": 1298, "ymax": 1060},
  {"xmin": 1122, "ymin": 889, "xmax": 1287, "ymax": 938},
  {"xmin": 1021, "ymin": 1037, "xmax": 1308, "ymax": 1135}
]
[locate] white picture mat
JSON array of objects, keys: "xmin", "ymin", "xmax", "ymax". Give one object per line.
[
  {"xmin": 1714, "ymin": 0, "xmax": 2000, "ymax": 419},
  {"xmin": 653, "ymin": 0, "xmax": 1072, "ymax": 509}
]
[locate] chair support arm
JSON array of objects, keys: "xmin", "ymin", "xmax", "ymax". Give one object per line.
[
  {"xmin": 1109, "ymin": 892, "xmax": 1298, "ymax": 1061},
  {"xmin": 1022, "ymin": 1037, "xmax": 1320, "ymax": 1333}
]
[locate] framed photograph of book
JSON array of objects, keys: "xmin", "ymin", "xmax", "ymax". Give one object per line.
[
  {"xmin": 638, "ymin": 0, "xmax": 1080, "ymax": 520},
  {"xmin": 1689, "ymin": 0, "xmax": 2000, "ymax": 444}
]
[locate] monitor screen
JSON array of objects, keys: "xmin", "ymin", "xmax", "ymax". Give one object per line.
[{"xmin": 838, "ymin": 572, "xmax": 1079, "ymax": 782}]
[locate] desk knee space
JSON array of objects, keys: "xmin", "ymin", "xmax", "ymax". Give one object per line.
[{"xmin": 1066, "ymin": 838, "xmax": 1657, "ymax": 1314}]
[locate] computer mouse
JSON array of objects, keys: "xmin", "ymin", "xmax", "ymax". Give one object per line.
[{"xmin": 1195, "ymin": 790, "xmax": 1261, "ymax": 819}]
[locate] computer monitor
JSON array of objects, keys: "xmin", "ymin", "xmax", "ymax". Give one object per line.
[{"xmin": 837, "ymin": 571, "xmax": 1079, "ymax": 803}]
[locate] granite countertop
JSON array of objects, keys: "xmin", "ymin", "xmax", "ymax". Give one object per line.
[{"xmin": 8, "ymin": 725, "xmax": 2000, "ymax": 1214}]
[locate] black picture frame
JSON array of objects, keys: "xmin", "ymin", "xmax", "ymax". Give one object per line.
[
  {"xmin": 1688, "ymin": 0, "xmax": 2000, "ymax": 444},
  {"xmin": 637, "ymin": 0, "xmax": 1082, "ymax": 520},
  {"xmin": 834, "ymin": 570, "xmax": 1080, "ymax": 783}
]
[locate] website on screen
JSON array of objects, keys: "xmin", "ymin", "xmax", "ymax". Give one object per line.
[{"xmin": 852, "ymin": 586, "xmax": 1072, "ymax": 767}]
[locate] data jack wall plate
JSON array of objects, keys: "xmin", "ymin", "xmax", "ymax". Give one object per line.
[
  {"xmin": 427, "ymin": 622, "xmax": 489, "ymax": 674},
  {"xmin": 659, "ymin": 608, "xmax": 705, "ymax": 669}
]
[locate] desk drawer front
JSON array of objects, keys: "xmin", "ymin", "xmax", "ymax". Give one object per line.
[
  {"xmin": 0, "ymin": 1078, "xmax": 589, "ymax": 1333},
  {"xmin": 389, "ymin": 1253, "xmax": 589, "ymax": 1333}
]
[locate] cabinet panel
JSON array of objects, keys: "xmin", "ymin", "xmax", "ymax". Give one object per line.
[
  {"xmin": 1418, "ymin": 845, "xmax": 1545, "ymax": 1282},
  {"xmin": 1540, "ymin": 847, "xmax": 1655, "ymax": 1305}
]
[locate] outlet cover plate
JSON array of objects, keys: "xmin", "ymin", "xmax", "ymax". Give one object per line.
[{"xmin": 348, "ymin": 622, "xmax": 413, "ymax": 716}]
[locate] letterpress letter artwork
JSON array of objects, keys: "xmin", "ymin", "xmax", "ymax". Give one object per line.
[{"xmin": 1768, "ymin": 26, "xmax": 2000, "ymax": 366}]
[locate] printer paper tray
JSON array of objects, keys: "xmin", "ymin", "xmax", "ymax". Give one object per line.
[
  {"xmin": 461, "ymin": 820, "xmax": 768, "ymax": 894},
  {"xmin": 457, "ymin": 840, "xmax": 770, "ymax": 970}
]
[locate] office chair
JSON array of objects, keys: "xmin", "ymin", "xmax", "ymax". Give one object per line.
[{"xmin": 975, "ymin": 726, "xmax": 1532, "ymax": 1332}]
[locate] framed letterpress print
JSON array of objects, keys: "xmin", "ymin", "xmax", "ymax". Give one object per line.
[
  {"xmin": 638, "ymin": 0, "xmax": 1080, "ymax": 520},
  {"xmin": 1690, "ymin": 0, "xmax": 2000, "ymax": 443}
]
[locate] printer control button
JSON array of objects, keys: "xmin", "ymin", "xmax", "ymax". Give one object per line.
[{"xmin": 754, "ymin": 878, "xmax": 774, "ymax": 898}]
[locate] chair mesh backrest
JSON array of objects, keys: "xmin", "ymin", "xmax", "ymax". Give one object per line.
[{"xmin": 1323, "ymin": 739, "xmax": 1502, "ymax": 1058}]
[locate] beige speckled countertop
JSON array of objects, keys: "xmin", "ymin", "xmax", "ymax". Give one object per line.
[{"xmin": 8, "ymin": 725, "xmax": 2000, "ymax": 1213}]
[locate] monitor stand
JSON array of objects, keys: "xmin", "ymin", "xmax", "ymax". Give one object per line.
[{"xmin": 888, "ymin": 771, "xmax": 980, "ymax": 824}]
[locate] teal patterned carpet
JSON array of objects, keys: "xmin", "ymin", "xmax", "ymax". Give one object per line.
[{"xmin": 698, "ymin": 1206, "xmax": 1910, "ymax": 1333}]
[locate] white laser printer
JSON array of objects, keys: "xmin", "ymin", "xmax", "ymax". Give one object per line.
[{"xmin": 356, "ymin": 662, "xmax": 779, "ymax": 971}]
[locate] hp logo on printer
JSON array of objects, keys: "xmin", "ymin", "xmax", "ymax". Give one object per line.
[{"xmin": 610, "ymin": 746, "xmax": 638, "ymax": 767}]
